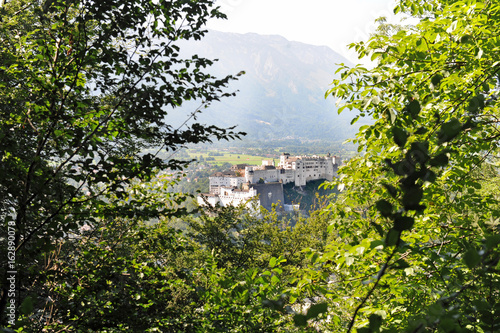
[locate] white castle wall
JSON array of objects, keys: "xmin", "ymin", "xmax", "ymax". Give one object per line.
[
  {"xmin": 245, "ymin": 167, "xmax": 280, "ymax": 184},
  {"xmin": 278, "ymin": 169, "xmax": 295, "ymax": 184},
  {"xmin": 218, "ymin": 187, "xmax": 257, "ymax": 208},
  {"xmin": 201, "ymin": 154, "xmax": 340, "ymax": 209},
  {"xmin": 209, "ymin": 176, "xmax": 245, "ymax": 194},
  {"xmin": 278, "ymin": 154, "xmax": 339, "ymax": 186}
]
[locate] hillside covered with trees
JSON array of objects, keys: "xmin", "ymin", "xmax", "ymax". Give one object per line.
[{"xmin": 1, "ymin": 0, "xmax": 499, "ymax": 332}]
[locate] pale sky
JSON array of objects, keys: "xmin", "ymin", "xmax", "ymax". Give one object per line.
[{"xmin": 207, "ymin": 0, "xmax": 399, "ymax": 63}]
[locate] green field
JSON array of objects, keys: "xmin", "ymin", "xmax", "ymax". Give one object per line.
[{"xmin": 187, "ymin": 151, "xmax": 276, "ymax": 166}]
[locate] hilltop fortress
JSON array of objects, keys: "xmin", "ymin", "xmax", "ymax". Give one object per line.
[
  {"xmin": 197, "ymin": 153, "xmax": 340, "ymax": 210},
  {"xmin": 247, "ymin": 153, "xmax": 340, "ymax": 187}
]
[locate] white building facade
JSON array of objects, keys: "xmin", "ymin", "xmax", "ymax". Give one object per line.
[
  {"xmin": 198, "ymin": 154, "xmax": 340, "ymax": 209},
  {"xmin": 245, "ymin": 154, "xmax": 339, "ymax": 187},
  {"xmin": 197, "ymin": 186, "xmax": 257, "ymax": 209},
  {"xmin": 209, "ymin": 175, "xmax": 245, "ymax": 194}
]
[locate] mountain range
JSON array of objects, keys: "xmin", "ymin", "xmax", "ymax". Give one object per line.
[{"xmin": 171, "ymin": 30, "xmax": 367, "ymax": 143}]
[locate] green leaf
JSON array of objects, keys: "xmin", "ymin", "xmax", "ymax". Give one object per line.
[
  {"xmin": 306, "ymin": 302, "xmax": 328, "ymax": 320},
  {"xmin": 460, "ymin": 34, "xmax": 473, "ymax": 43},
  {"xmin": 410, "ymin": 141, "xmax": 429, "ymax": 160},
  {"xmin": 371, "ymin": 222, "xmax": 385, "ymax": 237},
  {"xmin": 394, "ymin": 216, "xmax": 415, "ymax": 231},
  {"xmin": 370, "ymin": 239, "xmax": 385, "ymax": 249},
  {"xmin": 463, "ymin": 248, "xmax": 481, "ymax": 269},
  {"xmin": 269, "ymin": 257, "xmax": 277, "ymax": 268},
  {"xmin": 20, "ymin": 296, "xmax": 34, "ymax": 315},
  {"xmin": 485, "ymin": 235, "xmax": 500, "ymax": 251},
  {"xmin": 471, "ymin": 182, "xmax": 482, "ymax": 190},
  {"xmin": 414, "ymin": 127, "xmax": 428, "ymax": 135},
  {"xmin": 293, "ymin": 314, "xmax": 308, "ymax": 327},
  {"xmin": 406, "ymin": 100, "xmax": 421, "ymax": 119},
  {"xmin": 431, "ymin": 73, "xmax": 443, "ymax": 86},
  {"xmin": 393, "ymin": 259, "xmax": 410, "ymax": 269},
  {"xmin": 439, "ymin": 317, "xmax": 459, "ymax": 332},
  {"xmin": 376, "ymin": 200, "xmax": 393, "ymax": 217},
  {"xmin": 422, "ymin": 170, "xmax": 437, "ymax": 183},
  {"xmin": 392, "ymin": 127, "xmax": 408, "ymax": 148},
  {"xmin": 382, "ymin": 183, "xmax": 398, "ymax": 198},
  {"xmin": 468, "ymin": 95, "xmax": 485, "ymax": 113},
  {"xmin": 468, "ymin": 97, "xmax": 479, "ymax": 113},
  {"xmin": 369, "ymin": 314, "xmax": 383, "ymax": 331},
  {"xmin": 385, "ymin": 228, "xmax": 400, "ymax": 247},
  {"xmin": 385, "ymin": 108, "xmax": 397, "ymax": 123},
  {"xmin": 438, "ymin": 118, "xmax": 462, "ymax": 143},
  {"xmin": 429, "ymin": 152, "xmax": 449, "ymax": 167},
  {"xmin": 402, "ymin": 187, "xmax": 423, "ymax": 210}
]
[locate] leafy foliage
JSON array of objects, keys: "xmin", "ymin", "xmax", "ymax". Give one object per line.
[
  {"xmin": 30, "ymin": 218, "xmax": 292, "ymax": 332},
  {"xmin": 3, "ymin": 0, "xmax": 500, "ymax": 331},
  {"xmin": 185, "ymin": 202, "xmax": 332, "ymax": 271},
  {"xmin": 296, "ymin": 0, "xmax": 500, "ymax": 331},
  {"xmin": 0, "ymin": 0, "xmax": 244, "ymax": 329}
]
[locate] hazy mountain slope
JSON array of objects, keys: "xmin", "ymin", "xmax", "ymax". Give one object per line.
[{"xmin": 172, "ymin": 30, "xmax": 366, "ymax": 142}]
